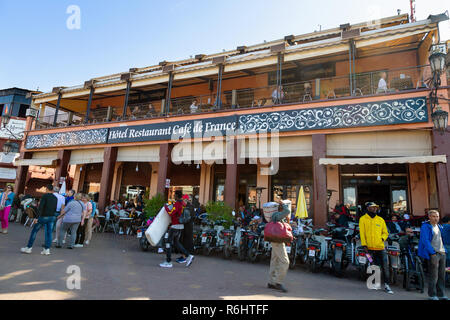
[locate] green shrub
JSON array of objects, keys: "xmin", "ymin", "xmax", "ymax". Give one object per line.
[
  {"xmin": 205, "ymin": 201, "xmax": 234, "ymax": 228},
  {"xmin": 143, "ymin": 193, "xmax": 165, "ymax": 219}
]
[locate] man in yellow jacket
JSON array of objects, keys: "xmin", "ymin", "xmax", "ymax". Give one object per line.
[{"xmin": 359, "ymin": 202, "xmax": 393, "ymax": 294}]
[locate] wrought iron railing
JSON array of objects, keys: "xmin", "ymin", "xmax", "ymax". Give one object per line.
[{"xmin": 33, "ymin": 65, "xmax": 432, "ymax": 130}]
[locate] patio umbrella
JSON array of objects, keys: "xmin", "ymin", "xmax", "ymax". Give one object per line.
[
  {"xmin": 59, "ymin": 180, "xmax": 66, "ymax": 196},
  {"xmin": 295, "ymin": 186, "xmax": 308, "ymax": 219}
]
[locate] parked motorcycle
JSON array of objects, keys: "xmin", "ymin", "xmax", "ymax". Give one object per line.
[
  {"xmin": 400, "ymin": 231, "xmax": 424, "ymax": 293},
  {"xmin": 247, "ymin": 222, "xmax": 267, "ymax": 263},
  {"xmin": 386, "ymin": 233, "xmax": 401, "ymax": 285},
  {"xmin": 328, "ymin": 222, "xmax": 357, "ymax": 277},
  {"xmin": 305, "ymin": 227, "xmax": 331, "ymax": 273}
]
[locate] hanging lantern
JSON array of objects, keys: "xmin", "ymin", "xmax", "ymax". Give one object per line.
[
  {"xmin": 2, "ymin": 140, "xmax": 13, "ymax": 155},
  {"xmin": 431, "ymin": 106, "xmax": 449, "ymax": 133}
]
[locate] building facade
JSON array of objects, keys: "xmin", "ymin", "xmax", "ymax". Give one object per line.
[
  {"xmin": 14, "ymin": 13, "xmax": 450, "ymax": 226},
  {"xmin": 0, "ymin": 88, "xmax": 32, "ymax": 190}
]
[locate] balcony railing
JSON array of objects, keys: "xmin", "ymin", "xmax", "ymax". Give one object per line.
[{"xmin": 34, "ymin": 65, "xmax": 431, "ymax": 130}]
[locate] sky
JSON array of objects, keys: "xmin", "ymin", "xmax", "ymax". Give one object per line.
[{"xmin": 0, "ymin": 0, "xmax": 449, "ymax": 93}]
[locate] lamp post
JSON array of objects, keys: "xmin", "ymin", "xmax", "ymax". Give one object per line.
[
  {"xmin": 255, "ymin": 187, "xmax": 266, "ymax": 212},
  {"xmin": 429, "ymin": 44, "xmax": 448, "ymax": 133}
]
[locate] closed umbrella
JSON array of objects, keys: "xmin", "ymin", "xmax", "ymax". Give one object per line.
[
  {"xmin": 59, "ymin": 180, "xmax": 66, "ymax": 196},
  {"xmin": 295, "ymin": 186, "xmax": 308, "ymax": 219}
]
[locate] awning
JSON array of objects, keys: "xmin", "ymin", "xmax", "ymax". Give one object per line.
[
  {"xmin": 117, "ymin": 145, "xmax": 160, "ymax": 162},
  {"xmin": 241, "ymin": 136, "xmax": 312, "ymax": 158},
  {"xmin": 172, "ymin": 141, "xmax": 227, "ymax": 162},
  {"xmin": 319, "ymin": 155, "xmax": 447, "ymax": 166},
  {"xmin": 13, "ymin": 151, "xmax": 58, "ymax": 167},
  {"xmin": 69, "ymin": 149, "xmax": 104, "ymax": 165}
]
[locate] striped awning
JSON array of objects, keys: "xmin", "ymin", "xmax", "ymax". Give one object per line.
[{"xmin": 319, "ymin": 155, "xmax": 447, "ymax": 166}]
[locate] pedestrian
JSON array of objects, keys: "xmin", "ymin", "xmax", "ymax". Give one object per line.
[
  {"xmin": 159, "ymin": 190, "xmax": 194, "ymax": 268},
  {"xmin": 442, "ymin": 216, "xmax": 450, "ymax": 268},
  {"xmin": 65, "ymin": 189, "xmax": 75, "ymax": 205},
  {"xmin": 52, "ymin": 186, "xmax": 66, "ymax": 238},
  {"xmin": 0, "ymin": 185, "xmax": 15, "ymax": 234},
  {"xmin": 20, "ymin": 184, "xmax": 57, "ymax": 255},
  {"xmin": 9, "ymin": 192, "xmax": 21, "ymax": 222},
  {"xmin": 84, "ymin": 194, "xmax": 97, "ymax": 246},
  {"xmin": 74, "ymin": 194, "xmax": 92, "ymax": 247},
  {"xmin": 267, "ymin": 202, "xmax": 291, "ymax": 293},
  {"xmin": 55, "ymin": 193, "xmax": 86, "ymax": 249},
  {"xmin": 14, "ymin": 194, "xmax": 25, "ymax": 223},
  {"xmin": 177, "ymin": 195, "xmax": 194, "ymax": 264},
  {"xmin": 359, "ymin": 202, "xmax": 393, "ymax": 294},
  {"xmin": 418, "ymin": 210, "xmax": 448, "ymax": 300}
]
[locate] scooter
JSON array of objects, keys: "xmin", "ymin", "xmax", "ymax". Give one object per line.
[
  {"xmin": 386, "ymin": 233, "xmax": 401, "ymax": 285},
  {"xmin": 328, "ymin": 222, "xmax": 357, "ymax": 277},
  {"xmin": 305, "ymin": 227, "xmax": 332, "ymax": 273}
]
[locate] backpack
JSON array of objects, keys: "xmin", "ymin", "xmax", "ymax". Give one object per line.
[{"xmin": 179, "ymin": 206, "xmax": 192, "ymax": 224}]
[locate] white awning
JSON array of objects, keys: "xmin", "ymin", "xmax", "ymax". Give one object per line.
[
  {"xmin": 241, "ymin": 136, "xmax": 312, "ymax": 158},
  {"xmin": 327, "ymin": 131, "xmax": 432, "ymax": 157},
  {"xmin": 69, "ymin": 149, "xmax": 104, "ymax": 165},
  {"xmin": 172, "ymin": 141, "xmax": 227, "ymax": 162},
  {"xmin": 319, "ymin": 155, "xmax": 447, "ymax": 166},
  {"xmin": 13, "ymin": 151, "xmax": 58, "ymax": 167},
  {"xmin": 117, "ymin": 145, "xmax": 160, "ymax": 162}
]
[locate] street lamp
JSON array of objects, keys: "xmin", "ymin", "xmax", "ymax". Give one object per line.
[
  {"xmin": 255, "ymin": 187, "xmax": 266, "ymax": 212},
  {"xmin": 2, "ymin": 140, "xmax": 13, "ymax": 155},
  {"xmin": 428, "ymin": 44, "xmax": 449, "ymax": 133}
]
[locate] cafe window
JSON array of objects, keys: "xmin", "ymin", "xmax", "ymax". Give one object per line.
[
  {"xmin": 343, "ymin": 186, "xmax": 357, "ymax": 215},
  {"xmin": 391, "ymin": 186, "xmax": 408, "ymax": 215}
]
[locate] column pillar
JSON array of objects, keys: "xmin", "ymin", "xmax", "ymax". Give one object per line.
[
  {"xmin": 157, "ymin": 144, "xmax": 170, "ymax": 199},
  {"xmin": 149, "ymin": 162, "xmax": 159, "ymax": 198},
  {"xmin": 432, "ymin": 129, "xmax": 450, "ymax": 215},
  {"xmin": 14, "ymin": 152, "xmax": 32, "ymax": 195},
  {"xmin": 98, "ymin": 147, "xmax": 118, "ymax": 214},
  {"xmin": 257, "ymin": 162, "xmax": 270, "ymax": 205},
  {"xmin": 14, "ymin": 115, "xmax": 34, "ymax": 195},
  {"xmin": 225, "ymin": 138, "xmax": 238, "ymax": 210},
  {"xmin": 326, "ymin": 165, "xmax": 340, "ymax": 212},
  {"xmin": 312, "ymin": 134, "xmax": 328, "ymax": 227},
  {"xmin": 54, "ymin": 150, "xmax": 71, "ymax": 187},
  {"xmin": 111, "ymin": 162, "xmax": 123, "ymax": 201},
  {"xmin": 72, "ymin": 165, "xmax": 85, "ymax": 192},
  {"xmin": 199, "ymin": 163, "xmax": 213, "ymax": 205}
]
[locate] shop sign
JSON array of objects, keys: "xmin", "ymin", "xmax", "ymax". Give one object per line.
[
  {"xmin": 108, "ymin": 116, "xmax": 238, "ymax": 144},
  {"xmin": 0, "ymin": 119, "xmax": 26, "ymax": 139}
]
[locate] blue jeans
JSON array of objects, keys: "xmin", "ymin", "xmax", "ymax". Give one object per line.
[{"xmin": 27, "ymin": 216, "xmax": 56, "ymax": 249}]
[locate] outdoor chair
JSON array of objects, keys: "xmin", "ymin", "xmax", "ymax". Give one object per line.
[{"xmin": 302, "ymin": 83, "xmax": 312, "ymax": 102}]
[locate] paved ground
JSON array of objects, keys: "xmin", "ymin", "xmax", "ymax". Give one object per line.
[{"xmin": 0, "ymin": 223, "xmax": 444, "ymax": 300}]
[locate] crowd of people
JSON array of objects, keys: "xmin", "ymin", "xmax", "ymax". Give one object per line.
[
  {"xmin": 18, "ymin": 185, "xmax": 98, "ymax": 254},
  {"xmin": 2, "ymin": 183, "xmax": 448, "ymax": 299}
]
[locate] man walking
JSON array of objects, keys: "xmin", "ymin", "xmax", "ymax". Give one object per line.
[
  {"xmin": 160, "ymin": 190, "xmax": 194, "ymax": 268},
  {"xmin": 418, "ymin": 210, "xmax": 448, "ymax": 300},
  {"xmin": 359, "ymin": 202, "xmax": 393, "ymax": 294},
  {"xmin": 267, "ymin": 202, "xmax": 291, "ymax": 293},
  {"xmin": 21, "ymin": 184, "xmax": 57, "ymax": 255}
]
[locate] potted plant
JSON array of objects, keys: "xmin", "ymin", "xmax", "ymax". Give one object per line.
[
  {"xmin": 143, "ymin": 193, "xmax": 165, "ymax": 220},
  {"xmin": 205, "ymin": 200, "xmax": 234, "ymax": 228}
]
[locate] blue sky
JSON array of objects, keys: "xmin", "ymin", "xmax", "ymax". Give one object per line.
[{"xmin": 0, "ymin": 0, "xmax": 448, "ymax": 92}]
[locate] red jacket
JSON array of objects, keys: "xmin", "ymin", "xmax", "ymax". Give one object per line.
[{"xmin": 166, "ymin": 200, "xmax": 184, "ymax": 226}]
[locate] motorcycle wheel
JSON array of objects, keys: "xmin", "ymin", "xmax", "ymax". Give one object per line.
[
  {"xmin": 289, "ymin": 244, "xmax": 297, "ymax": 269},
  {"xmin": 417, "ymin": 260, "xmax": 425, "ymax": 293},
  {"xmin": 140, "ymin": 238, "xmax": 149, "ymax": 252},
  {"xmin": 358, "ymin": 265, "xmax": 368, "ymax": 281},
  {"xmin": 237, "ymin": 242, "xmax": 246, "ymax": 261},
  {"xmin": 332, "ymin": 260, "xmax": 344, "ymax": 278},
  {"xmin": 308, "ymin": 258, "xmax": 318, "ymax": 273},
  {"xmin": 390, "ymin": 267, "xmax": 398, "ymax": 285},
  {"xmin": 247, "ymin": 244, "xmax": 258, "ymax": 263},
  {"xmin": 223, "ymin": 241, "xmax": 232, "ymax": 259},
  {"xmin": 203, "ymin": 241, "xmax": 212, "ymax": 256}
]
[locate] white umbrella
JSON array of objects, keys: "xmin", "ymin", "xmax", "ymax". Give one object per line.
[{"xmin": 59, "ymin": 180, "xmax": 66, "ymax": 196}]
